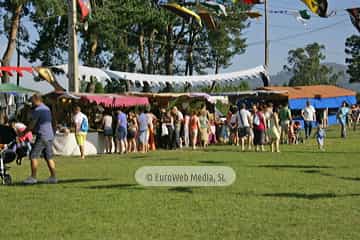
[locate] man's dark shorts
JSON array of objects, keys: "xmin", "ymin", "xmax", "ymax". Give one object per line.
[
  {"xmin": 238, "ymin": 127, "xmax": 250, "ymax": 138},
  {"xmin": 30, "ymin": 138, "xmax": 53, "ymax": 161}
]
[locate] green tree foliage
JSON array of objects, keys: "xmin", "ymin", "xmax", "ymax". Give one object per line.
[
  {"xmin": 284, "ymin": 43, "xmax": 340, "ymax": 86},
  {"xmin": 24, "ymin": 1, "xmax": 250, "ymax": 76},
  {"xmin": 345, "ymin": 35, "xmax": 360, "ymax": 83}
]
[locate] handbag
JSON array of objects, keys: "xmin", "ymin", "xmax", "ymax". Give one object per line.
[{"xmin": 161, "ymin": 123, "xmax": 169, "ymax": 136}]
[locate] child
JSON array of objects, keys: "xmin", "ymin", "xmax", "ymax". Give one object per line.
[
  {"xmin": 208, "ymin": 119, "xmax": 217, "ymax": 145},
  {"xmin": 9, "ymin": 121, "xmax": 33, "ymax": 157},
  {"xmin": 315, "ymin": 124, "xmax": 326, "ymax": 151}
]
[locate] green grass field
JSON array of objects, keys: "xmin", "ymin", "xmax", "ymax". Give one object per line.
[{"xmin": 1, "ymin": 127, "xmax": 360, "ymax": 240}]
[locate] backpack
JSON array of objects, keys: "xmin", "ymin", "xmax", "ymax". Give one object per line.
[{"xmin": 80, "ymin": 114, "xmax": 89, "ymax": 132}]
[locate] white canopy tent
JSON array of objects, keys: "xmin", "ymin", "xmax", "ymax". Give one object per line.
[{"xmin": 53, "ymin": 64, "xmax": 270, "ymax": 90}]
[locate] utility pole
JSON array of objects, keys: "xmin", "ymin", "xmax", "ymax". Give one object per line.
[
  {"xmin": 264, "ymin": 0, "xmax": 269, "ymax": 68},
  {"xmin": 16, "ymin": 28, "xmax": 20, "ymax": 86},
  {"xmin": 68, "ymin": 0, "xmax": 79, "ymax": 93}
]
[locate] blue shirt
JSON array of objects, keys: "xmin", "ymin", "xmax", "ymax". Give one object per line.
[
  {"xmin": 338, "ymin": 107, "xmax": 349, "ymax": 125},
  {"xmin": 118, "ymin": 112, "xmax": 127, "ymax": 128},
  {"xmin": 138, "ymin": 113, "xmax": 148, "ymax": 132},
  {"xmin": 32, "ymin": 103, "xmax": 54, "ymax": 141}
]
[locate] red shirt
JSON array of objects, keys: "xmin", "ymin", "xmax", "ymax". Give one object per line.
[{"xmin": 255, "ymin": 112, "xmax": 266, "ymax": 131}]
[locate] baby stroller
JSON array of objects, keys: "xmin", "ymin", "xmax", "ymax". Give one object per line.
[{"xmin": 0, "ymin": 125, "xmax": 28, "ymax": 185}]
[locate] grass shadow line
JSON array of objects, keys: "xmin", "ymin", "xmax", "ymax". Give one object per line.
[
  {"xmin": 261, "ymin": 192, "xmax": 360, "ymax": 200},
  {"xmin": 168, "ymin": 187, "xmax": 193, "ymax": 194},
  {"xmin": 198, "ymin": 160, "xmax": 225, "ymax": 164},
  {"xmin": 255, "ymin": 165, "xmax": 334, "ymax": 169},
  {"xmin": 11, "ymin": 178, "xmax": 110, "ymax": 186},
  {"xmin": 85, "ymin": 183, "xmax": 139, "ymax": 190}
]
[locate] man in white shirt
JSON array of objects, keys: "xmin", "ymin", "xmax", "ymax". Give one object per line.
[
  {"xmin": 236, "ymin": 103, "xmax": 252, "ymax": 151},
  {"xmin": 73, "ymin": 106, "xmax": 88, "ymax": 159},
  {"xmin": 301, "ymin": 101, "xmax": 316, "ymax": 139}
]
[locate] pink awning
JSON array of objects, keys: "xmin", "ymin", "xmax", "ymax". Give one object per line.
[{"xmin": 79, "ymin": 94, "xmax": 149, "ymax": 107}]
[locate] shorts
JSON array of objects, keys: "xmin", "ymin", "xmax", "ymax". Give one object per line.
[
  {"xmin": 238, "ymin": 127, "xmax": 250, "ymax": 138},
  {"xmin": 30, "ymin": 138, "xmax": 53, "ymax": 161},
  {"xmin": 139, "ymin": 130, "xmax": 148, "ymax": 144},
  {"xmin": 75, "ymin": 132, "xmax": 87, "ymax": 146},
  {"xmin": 117, "ymin": 126, "xmax": 127, "ymax": 140},
  {"xmin": 104, "ymin": 127, "xmax": 113, "ymax": 136}
]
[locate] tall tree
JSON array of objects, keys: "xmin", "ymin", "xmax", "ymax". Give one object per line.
[
  {"xmin": 284, "ymin": 42, "xmax": 340, "ymax": 86},
  {"xmin": 0, "ymin": 0, "xmax": 27, "ymax": 83},
  {"xmin": 345, "ymin": 35, "xmax": 360, "ymax": 83}
]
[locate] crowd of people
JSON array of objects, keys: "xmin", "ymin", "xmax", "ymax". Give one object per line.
[
  {"xmin": 2, "ymin": 93, "xmax": 360, "ymax": 184},
  {"xmin": 74, "ymin": 100, "xmax": 358, "ymax": 156}
]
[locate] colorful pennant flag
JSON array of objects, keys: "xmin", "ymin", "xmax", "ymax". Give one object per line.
[
  {"xmin": 77, "ymin": 0, "xmax": 91, "ymax": 21},
  {"xmin": 242, "ymin": 0, "xmax": 264, "ymax": 4},
  {"xmin": 0, "ymin": 67, "xmax": 33, "ymax": 77},
  {"xmin": 198, "ymin": 9, "xmax": 217, "ymax": 30},
  {"xmin": 162, "ymin": 3, "xmax": 202, "ymax": 27},
  {"xmin": 347, "ymin": 8, "xmax": 360, "ymax": 33},
  {"xmin": 200, "ymin": 1, "xmax": 227, "ymax": 16},
  {"xmin": 33, "ymin": 67, "xmax": 56, "ymax": 83},
  {"xmin": 245, "ymin": 11, "xmax": 262, "ymax": 19},
  {"xmin": 300, "ymin": 0, "xmax": 328, "ymax": 18}
]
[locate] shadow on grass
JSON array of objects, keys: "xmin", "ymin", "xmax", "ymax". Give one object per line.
[
  {"xmin": 85, "ymin": 184, "xmax": 139, "ymax": 190},
  {"xmin": 289, "ymin": 151, "xmax": 360, "ymax": 154},
  {"xmin": 168, "ymin": 187, "xmax": 193, "ymax": 194},
  {"xmin": 12, "ymin": 178, "xmax": 110, "ymax": 186},
  {"xmin": 300, "ymin": 171, "xmax": 360, "ymax": 182},
  {"xmin": 261, "ymin": 192, "xmax": 360, "ymax": 199},
  {"xmin": 198, "ymin": 160, "xmax": 225, "ymax": 164},
  {"xmin": 256, "ymin": 165, "xmax": 334, "ymax": 169},
  {"xmin": 128, "ymin": 155, "xmax": 150, "ymax": 160},
  {"xmin": 338, "ymin": 176, "xmax": 360, "ymax": 181},
  {"xmin": 300, "ymin": 170, "xmax": 321, "ymax": 174},
  {"xmin": 202, "ymin": 149, "xmax": 235, "ymax": 153}
]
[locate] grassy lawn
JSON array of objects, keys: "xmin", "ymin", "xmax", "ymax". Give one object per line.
[{"xmin": 1, "ymin": 127, "xmax": 360, "ymax": 240}]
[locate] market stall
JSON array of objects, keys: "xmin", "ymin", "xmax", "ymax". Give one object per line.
[
  {"xmin": 259, "ymin": 85, "xmax": 357, "ymax": 126},
  {"xmin": 43, "ymin": 91, "xmax": 149, "ymax": 155}
]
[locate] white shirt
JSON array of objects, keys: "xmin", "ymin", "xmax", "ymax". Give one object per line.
[
  {"xmin": 302, "ymin": 106, "xmax": 316, "ymax": 121},
  {"xmin": 73, "ymin": 112, "xmax": 86, "ymax": 131},
  {"xmin": 236, "ymin": 109, "xmax": 251, "ymax": 128}
]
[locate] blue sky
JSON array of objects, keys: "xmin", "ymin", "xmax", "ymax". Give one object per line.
[
  {"xmin": 225, "ymin": 0, "xmax": 360, "ymax": 74},
  {"xmin": 1, "ymin": 0, "xmax": 359, "ymax": 86}
]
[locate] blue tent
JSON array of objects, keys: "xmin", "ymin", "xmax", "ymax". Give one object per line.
[{"xmin": 261, "ymin": 85, "xmax": 357, "ymax": 126}]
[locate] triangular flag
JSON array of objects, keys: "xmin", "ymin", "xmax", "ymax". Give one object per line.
[
  {"xmin": 242, "ymin": 0, "xmax": 264, "ymax": 4},
  {"xmin": 200, "ymin": 1, "xmax": 227, "ymax": 16},
  {"xmin": 162, "ymin": 3, "xmax": 202, "ymax": 27},
  {"xmin": 77, "ymin": 0, "xmax": 91, "ymax": 21},
  {"xmin": 300, "ymin": 0, "xmax": 328, "ymax": 18},
  {"xmin": 33, "ymin": 67, "xmax": 56, "ymax": 83},
  {"xmin": 347, "ymin": 8, "xmax": 360, "ymax": 33}
]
